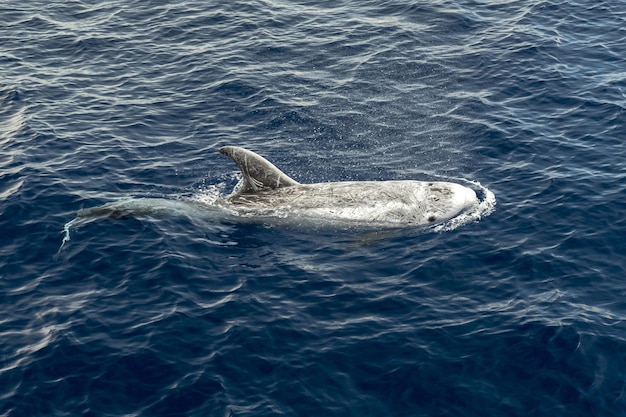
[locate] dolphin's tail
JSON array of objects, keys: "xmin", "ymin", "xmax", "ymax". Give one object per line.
[
  {"xmin": 74, "ymin": 198, "xmax": 201, "ymax": 220},
  {"xmin": 59, "ymin": 198, "xmax": 207, "ymax": 251}
]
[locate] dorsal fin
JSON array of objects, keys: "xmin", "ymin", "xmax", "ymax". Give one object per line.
[{"xmin": 219, "ymin": 146, "xmax": 299, "ymax": 193}]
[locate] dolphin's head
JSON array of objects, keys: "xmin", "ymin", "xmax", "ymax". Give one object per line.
[
  {"xmin": 446, "ymin": 183, "xmax": 478, "ymax": 215},
  {"xmin": 463, "ymin": 186, "xmax": 478, "ymax": 209},
  {"xmin": 421, "ymin": 183, "xmax": 478, "ymax": 224}
]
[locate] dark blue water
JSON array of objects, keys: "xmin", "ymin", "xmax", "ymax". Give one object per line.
[{"xmin": 2, "ymin": 1, "xmax": 625, "ymax": 416}]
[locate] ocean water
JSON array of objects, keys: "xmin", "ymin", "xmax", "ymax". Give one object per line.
[{"xmin": 1, "ymin": 0, "xmax": 625, "ymax": 416}]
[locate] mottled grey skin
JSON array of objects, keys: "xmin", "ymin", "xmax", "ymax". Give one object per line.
[
  {"xmin": 71, "ymin": 147, "xmax": 477, "ymax": 229},
  {"xmin": 219, "ymin": 146, "xmax": 477, "ymax": 226}
]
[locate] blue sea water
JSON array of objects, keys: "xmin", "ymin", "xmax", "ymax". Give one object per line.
[{"xmin": 1, "ymin": 0, "xmax": 625, "ymax": 416}]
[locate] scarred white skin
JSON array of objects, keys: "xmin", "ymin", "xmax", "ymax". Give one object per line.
[
  {"xmin": 218, "ymin": 146, "xmax": 477, "ymax": 226},
  {"xmin": 73, "ymin": 146, "xmax": 478, "ymax": 229}
]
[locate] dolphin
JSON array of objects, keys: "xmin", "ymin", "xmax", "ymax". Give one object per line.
[
  {"xmin": 70, "ymin": 146, "xmax": 479, "ymax": 230},
  {"xmin": 216, "ymin": 146, "xmax": 478, "ymax": 226}
]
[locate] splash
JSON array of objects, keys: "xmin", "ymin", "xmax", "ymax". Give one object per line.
[
  {"xmin": 60, "ymin": 219, "xmax": 74, "ymax": 250},
  {"xmin": 57, "ymin": 217, "xmax": 81, "ymax": 255},
  {"xmin": 58, "ymin": 213, "xmax": 105, "ymax": 254},
  {"xmin": 189, "ymin": 183, "xmax": 226, "ymax": 206}
]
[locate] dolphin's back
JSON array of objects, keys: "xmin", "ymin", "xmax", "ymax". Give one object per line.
[
  {"xmin": 219, "ymin": 146, "xmax": 478, "ymax": 226},
  {"xmin": 225, "ymin": 180, "xmax": 477, "ymax": 226}
]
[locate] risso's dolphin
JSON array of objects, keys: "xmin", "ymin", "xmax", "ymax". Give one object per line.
[
  {"xmin": 70, "ymin": 146, "xmax": 480, "ymax": 231},
  {"xmin": 216, "ymin": 146, "xmax": 478, "ymax": 226}
]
